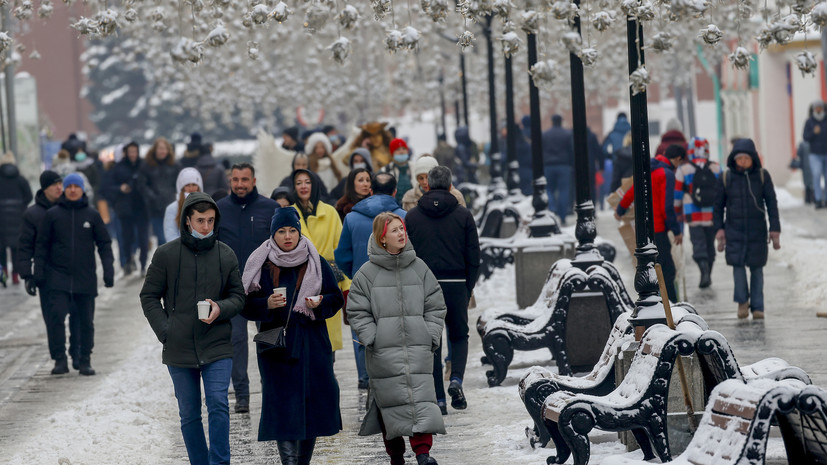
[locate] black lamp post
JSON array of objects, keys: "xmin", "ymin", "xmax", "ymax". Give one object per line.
[
  {"xmin": 483, "ymin": 15, "xmax": 504, "ymax": 189},
  {"xmin": 505, "ymin": 54, "xmax": 521, "ymax": 195},
  {"xmin": 568, "ymin": 0, "xmax": 603, "ymax": 270},
  {"xmin": 526, "ymin": 31, "xmax": 556, "ymax": 237},
  {"xmin": 625, "ymin": 16, "xmax": 665, "ymax": 336},
  {"xmin": 460, "ymin": 52, "xmax": 470, "ymax": 129}
]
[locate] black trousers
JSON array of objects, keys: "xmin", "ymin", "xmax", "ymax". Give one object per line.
[
  {"xmin": 48, "ymin": 291, "xmax": 95, "ymax": 360},
  {"xmin": 432, "ymin": 281, "xmax": 470, "ymax": 400},
  {"xmin": 120, "ymin": 212, "xmax": 150, "ymax": 268},
  {"xmin": 40, "ymin": 287, "xmax": 80, "ymax": 361},
  {"xmin": 689, "ymin": 225, "xmax": 717, "ymax": 265},
  {"xmin": 653, "ymin": 232, "xmax": 678, "ymax": 302}
]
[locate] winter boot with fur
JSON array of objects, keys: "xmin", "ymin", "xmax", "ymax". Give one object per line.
[
  {"xmin": 737, "ymin": 302, "xmax": 750, "ymax": 319},
  {"xmin": 416, "ymin": 453, "xmax": 438, "ymax": 465},
  {"xmin": 698, "ymin": 261, "xmax": 711, "ymax": 288},
  {"xmin": 78, "ymin": 357, "xmax": 96, "ymax": 376}
]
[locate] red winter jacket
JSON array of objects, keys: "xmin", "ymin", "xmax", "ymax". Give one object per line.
[{"xmin": 616, "ymin": 155, "xmax": 682, "ymax": 235}]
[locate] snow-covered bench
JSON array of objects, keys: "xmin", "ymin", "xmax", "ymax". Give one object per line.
[
  {"xmin": 601, "ymin": 378, "xmax": 805, "ymax": 465},
  {"xmin": 777, "ymin": 384, "xmax": 827, "ymax": 464},
  {"xmin": 541, "ymin": 321, "xmax": 706, "ymax": 465},
  {"xmin": 481, "ymin": 259, "xmax": 631, "ymax": 386}
]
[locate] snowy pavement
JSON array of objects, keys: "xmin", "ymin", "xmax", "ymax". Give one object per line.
[{"xmin": 1, "ymin": 188, "xmax": 826, "ymax": 464}]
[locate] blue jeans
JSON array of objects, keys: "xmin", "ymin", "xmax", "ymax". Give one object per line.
[
  {"xmin": 544, "ymin": 165, "xmax": 572, "ymax": 223},
  {"xmin": 809, "ymin": 153, "xmax": 827, "ymax": 202},
  {"xmin": 351, "ymin": 328, "xmax": 368, "ymax": 383},
  {"xmin": 150, "ymin": 215, "xmax": 166, "ymax": 246},
  {"xmin": 733, "ymin": 266, "xmax": 764, "ymax": 312},
  {"xmin": 168, "ymin": 358, "xmax": 232, "ymax": 465}
]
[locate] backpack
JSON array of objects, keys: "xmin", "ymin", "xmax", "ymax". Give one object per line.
[{"xmin": 688, "ymin": 161, "xmax": 718, "ymax": 207}]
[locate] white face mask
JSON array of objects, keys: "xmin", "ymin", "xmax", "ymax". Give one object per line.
[
  {"xmin": 815, "ymin": 111, "xmax": 825, "ymax": 121},
  {"xmin": 191, "ymin": 229, "xmax": 214, "ymax": 240},
  {"xmin": 352, "ymin": 162, "xmax": 367, "ymax": 170}
]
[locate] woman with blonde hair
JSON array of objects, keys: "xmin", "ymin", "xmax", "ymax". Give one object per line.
[
  {"xmin": 347, "ymin": 212, "xmax": 447, "ymax": 465},
  {"xmin": 163, "ymin": 168, "xmax": 203, "ymax": 242},
  {"xmin": 139, "ymin": 137, "xmax": 180, "ymax": 245}
]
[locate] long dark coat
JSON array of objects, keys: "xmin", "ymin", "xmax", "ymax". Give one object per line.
[
  {"xmin": 241, "ymin": 251, "xmax": 344, "ymax": 441},
  {"xmin": 0, "ymin": 163, "xmax": 32, "ymax": 247},
  {"xmin": 713, "ymin": 139, "xmax": 780, "ymax": 268},
  {"xmin": 138, "ymin": 161, "xmax": 180, "ymax": 218}
]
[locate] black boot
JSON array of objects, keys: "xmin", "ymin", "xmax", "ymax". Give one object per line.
[
  {"xmin": 51, "ymin": 357, "xmax": 69, "ymax": 375},
  {"xmin": 806, "ymin": 188, "xmax": 815, "ymax": 204},
  {"xmin": 297, "ymin": 438, "xmax": 316, "ymax": 465},
  {"xmin": 79, "ymin": 357, "xmax": 96, "ymax": 376},
  {"xmin": 277, "ymin": 440, "xmax": 300, "ymax": 465},
  {"xmin": 698, "ymin": 261, "xmax": 711, "ymax": 289},
  {"xmin": 416, "ymin": 453, "xmax": 438, "ymax": 465}
]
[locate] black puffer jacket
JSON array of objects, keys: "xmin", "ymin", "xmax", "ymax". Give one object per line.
[
  {"xmin": 139, "ymin": 192, "xmax": 245, "ymax": 368},
  {"xmin": 405, "ymin": 189, "xmax": 481, "ymax": 293},
  {"xmin": 34, "ymin": 194, "xmax": 114, "ymax": 295},
  {"xmin": 0, "ymin": 163, "xmax": 33, "ymax": 246},
  {"xmin": 16, "ymin": 190, "xmax": 55, "ymax": 279},
  {"xmin": 713, "ymin": 139, "xmax": 780, "ymax": 268},
  {"xmin": 138, "ymin": 161, "xmax": 180, "ymax": 218},
  {"xmin": 106, "ymin": 157, "xmax": 146, "ymax": 217}
]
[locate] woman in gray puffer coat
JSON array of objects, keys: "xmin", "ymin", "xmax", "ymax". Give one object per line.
[{"xmin": 347, "ymin": 212, "xmax": 447, "ymax": 465}]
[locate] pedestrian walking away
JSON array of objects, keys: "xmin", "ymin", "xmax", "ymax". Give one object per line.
[
  {"xmin": 335, "ymin": 172, "xmax": 406, "ymax": 390},
  {"xmin": 674, "ymin": 137, "xmax": 722, "ymax": 288},
  {"xmin": 347, "ymin": 212, "xmax": 447, "ymax": 465},
  {"xmin": 34, "ymin": 173, "xmax": 114, "ymax": 376},
  {"xmin": 405, "ymin": 166, "xmax": 481, "ymax": 414},
  {"xmin": 291, "ymin": 168, "xmax": 348, "ymax": 354},
  {"xmin": 140, "ymin": 192, "xmax": 246, "ymax": 465},
  {"xmin": 713, "ymin": 138, "xmax": 781, "ymax": 320},
  {"xmin": 803, "ymin": 100, "xmax": 827, "ymax": 208},
  {"xmin": 541, "ymin": 114, "xmax": 575, "ymax": 224},
  {"xmin": 0, "ymin": 151, "xmax": 33, "ymax": 285},
  {"xmin": 104, "ymin": 141, "xmax": 150, "ymax": 275},
  {"xmin": 240, "ymin": 207, "xmax": 344, "ymax": 465},
  {"xmin": 216, "ymin": 162, "xmax": 279, "ymax": 414}
]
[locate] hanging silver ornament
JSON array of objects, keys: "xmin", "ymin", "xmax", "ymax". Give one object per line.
[
  {"xmin": 457, "ymin": 30, "xmax": 475, "ymax": 50},
  {"xmin": 492, "ymin": 0, "xmax": 513, "ymax": 19},
  {"xmin": 812, "ymin": 2, "xmax": 827, "ymax": 28},
  {"xmin": 0, "ymin": 32, "xmax": 11, "ymax": 53},
  {"xmin": 769, "ymin": 20, "xmax": 794, "ymax": 45},
  {"xmin": 426, "ymin": 0, "xmax": 448, "ymax": 21},
  {"xmin": 206, "ymin": 22, "xmax": 229, "ymax": 46},
  {"xmin": 29, "ymin": 49, "xmax": 40, "ymax": 60},
  {"xmin": 580, "ymin": 47, "xmax": 598, "ymax": 66},
  {"xmin": 270, "ymin": 1, "xmax": 291, "ymax": 22},
  {"xmin": 95, "ymin": 9, "xmax": 119, "ymax": 37},
  {"xmin": 71, "ymin": 17, "xmax": 99, "ymax": 36},
  {"xmin": 521, "ymin": 10, "xmax": 541, "ymax": 33},
  {"xmin": 620, "ymin": 0, "xmax": 638, "ymax": 17},
  {"xmin": 629, "ymin": 65, "xmax": 650, "ymax": 95},
  {"xmin": 170, "ymin": 37, "xmax": 204, "ymax": 64},
  {"xmin": 338, "ymin": 5, "xmax": 358, "ymax": 29},
  {"xmin": 420, "ymin": 0, "xmax": 432, "ymax": 12},
  {"xmin": 385, "ymin": 28, "xmax": 403, "ymax": 53},
  {"xmin": 38, "ymin": 0, "xmax": 53, "ymax": 19},
  {"xmin": 150, "ymin": 7, "xmax": 165, "ymax": 22},
  {"xmin": 591, "ymin": 10, "xmax": 614, "ymax": 31},
  {"xmin": 467, "ymin": 0, "xmax": 491, "ymax": 21},
  {"xmin": 123, "ymin": 8, "xmax": 138, "ymax": 22},
  {"xmin": 303, "ymin": 3, "xmax": 330, "ymax": 33},
  {"xmin": 795, "ymin": 50, "xmax": 817, "ymax": 76},
  {"xmin": 551, "ymin": 1, "xmax": 577, "ymax": 22},
  {"xmin": 14, "ymin": 0, "xmax": 33, "ymax": 20},
  {"xmin": 529, "ymin": 59, "xmax": 557, "ymax": 90},
  {"xmin": 499, "ymin": 31, "xmax": 522, "ymax": 57},
  {"xmin": 455, "ymin": 0, "xmax": 470, "ymax": 17},
  {"xmin": 371, "ymin": 0, "xmax": 391, "ymax": 20},
  {"xmin": 242, "ymin": 12, "xmax": 253, "ymax": 28},
  {"xmin": 402, "ymin": 26, "xmax": 420, "ymax": 51},
  {"xmin": 636, "ymin": 2, "xmax": 655, "ymax": 21},
  {"xmin": 247, "ymin": 40, "xmax": 260, "ymax": 60},
  {"xmin": 561, "ymin": 30, "xmax": 581, "ymax": 54},
  {"xmin": 251, "ymin": 4, "xmax": 270, "ymax": 24},
  {"xmin": 152, "ymin": 21, "xmax": 166, "ymax": 31},
  {"xmin": 698, "ymin": 24, "xmax": 723, "ymax": 45},
  {"xmin": 648, "ymin": 31, "xmax": 673, "ymax": 52},
  {"xmin": 755, "ymin": 25, "xmax": 773, "ymax": 49},
  {"xmin": 327, "ymin": 36, "xmax": 351, "ymax": 64},
  {"xmin": 728, "ymin": 46, "xmax": 752, "ymax": 70},
  {"xmin": 190, "ymin": 0, "xmax": 206, "ymax": 14},
  {"xmin": 210, "ymin": 7, "xmax": 224, "ymax": 19}
]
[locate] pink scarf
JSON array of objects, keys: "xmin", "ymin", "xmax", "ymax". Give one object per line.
[{"xmin": 242, "ymin": 236, "xmax": 323, "ymax": 320}]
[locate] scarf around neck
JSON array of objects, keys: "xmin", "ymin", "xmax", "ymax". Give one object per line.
[{"xmin": 242, "ymin": 236, "xmax": 323, "ymax": 320}]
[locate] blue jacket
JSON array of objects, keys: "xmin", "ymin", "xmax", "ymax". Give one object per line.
[
  {"xmin": 541, "ymin": 125, "xmax": 574, "ymax": 166},
  {"xmin": 334, "ymin": 194, "xmax": 406, "ymax": 279},
  {"xmin": 216, "ymin": 187, "xmax": 279, "ymax": 272}
]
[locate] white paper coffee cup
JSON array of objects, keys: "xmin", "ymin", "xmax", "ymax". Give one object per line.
[
  {"xmin": 306, "ymin": 295, "xmax": 321, "ymax": 305},
  {"xmin": 273, "ymin": 287, "xmax": 287, "ymax": 301},
  {"xmin": 197, "ymin": 300, "xmax": 211, "ymax": 319}
]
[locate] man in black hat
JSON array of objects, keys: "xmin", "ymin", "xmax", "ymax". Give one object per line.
[
  {"xmin": 18, "ymin": 171, "xmax": 82, "ymax": 369},
  {"xmin": 282, "ymin": 126, "xmax": 304, "ymax": 153}
]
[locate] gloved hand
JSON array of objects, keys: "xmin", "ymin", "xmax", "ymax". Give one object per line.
[
  {"xmin": 25, "ymin": 278, "xmax": 37, "ymax": 296},
  {"xmin": 716, "ymin": 229, "xmax": 726, "ymax": 252},
  {"xmin": 770, "ymin": 231, "xmax": 781, "ymax": 250},
  {"xmin": 104, "ymin": 275, "xmax": 114, "ymax": 288}
]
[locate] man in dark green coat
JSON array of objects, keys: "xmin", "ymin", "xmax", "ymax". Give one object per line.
[{"xmin": 140, "ymin": 192, "xmax": 245, "ymax": 465}]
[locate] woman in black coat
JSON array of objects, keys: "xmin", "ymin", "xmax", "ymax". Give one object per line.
[
  {"xmin": 138, "ymin": 137, "xmax": 180, "ymax": 246},
  {"xmin": 240, "ymin": 207, "xmax": 343, "ymax": 465},
  {"xmin": 713, "ymin": 138, "xmax": 780, "ymax": 320}
]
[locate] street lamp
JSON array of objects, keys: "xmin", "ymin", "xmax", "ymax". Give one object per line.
[
  {"xmin": 482, "ymin": 15, "xmax": 504, "ymax": 190},
  {"xmin": 505, "ymin": 53, "xmax": 520, "ymax": 196}
]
